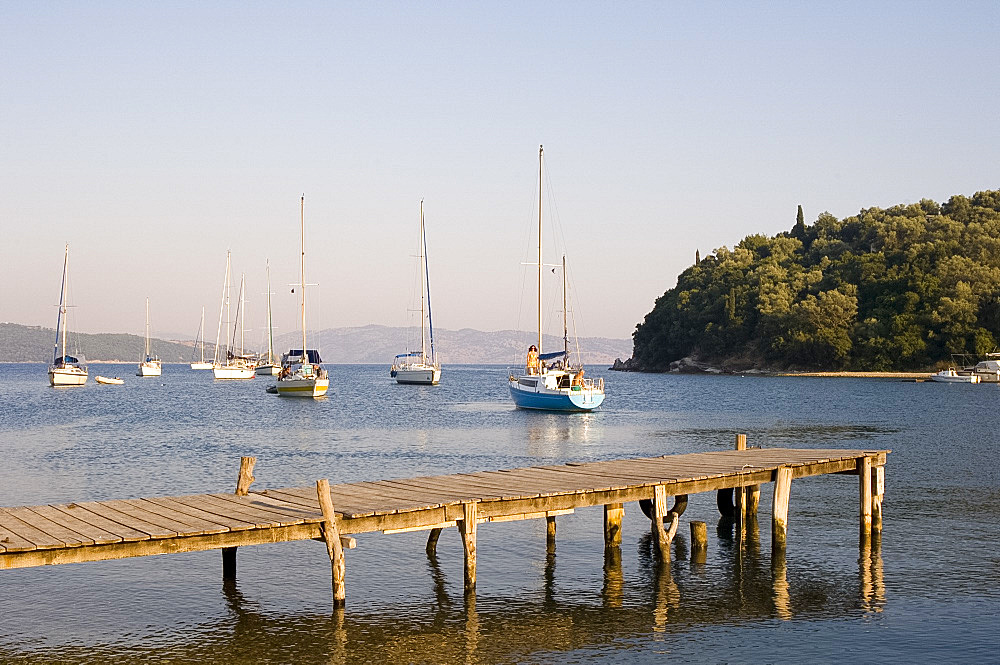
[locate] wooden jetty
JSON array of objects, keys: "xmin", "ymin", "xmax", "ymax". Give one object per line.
[{"xmin": 0, "ymin": 440, "xmax": 888, "ymax": 607}]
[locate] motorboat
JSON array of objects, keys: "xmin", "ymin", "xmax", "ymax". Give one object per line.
[{"xmin": 929, "ymin": 368, "xmax": 980, "ymax": 383}]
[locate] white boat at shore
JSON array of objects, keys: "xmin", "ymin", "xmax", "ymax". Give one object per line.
[
  {"xmin": 48, "ymin": 244, "xmax": 88, "ymax": 387},
  {"xmin": 930, "ymin": 368, "xmax": 980, "ymax": 383}
]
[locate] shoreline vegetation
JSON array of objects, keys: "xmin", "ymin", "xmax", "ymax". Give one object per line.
[{"xmin": 624, "ymin": 191, "xmax": 1000, "ymax": 374}]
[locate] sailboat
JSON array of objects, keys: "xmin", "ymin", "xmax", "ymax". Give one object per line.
[
  {"xmin": 48, "ymin": 244, "xmax": 88, "ymax": 386},
  {"xmin": 137, "ymin": 298, "xmax": 162, "ymax": 377},
  {"xmin": 255, "ymin": 261, "xmax": 280, "ymax": 376},
  {"xmin": 390, "ymin": 200, "xmax": 441, "ymax": 385},
  {"xmin": 190, "ymin": 307, "xmax": 213, "ymax": 369},
  {"xmin": 274, "ymin": 195, "xmax": 329, "ymax": 397},
  {"xmin": 212, "ymin": 252, "xmax": 255, "ymax": 379},
  {"xmin": 508, "ymin": 146, "xmax": 605, "ymax": 411}
]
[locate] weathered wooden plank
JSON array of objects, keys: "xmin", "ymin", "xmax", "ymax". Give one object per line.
[
  {"xmin": 52, "ymin": 503, "xmax": 153, "ymax": 542},
  {"xmin": 167, "ymin": 494, "xmax": 291, "ymax": 529},
  {"xmin": 80, "ymin": 502, "xmax": 179, "ymax": 538},
  {"xmin": 202, "ymin": 494, "xmax": 313, "ymax": 525},
  {"xmin": 380, "ymin": 475, "xmax": 523, "ymax": 502},
  {"xmin": 0, "ymin": 508, "xmax": 89, "ymax": 549},
  {"xmin": 143, "ymin": 496, "xmax": 259, "ymax": 532},
  {"xmin": 100, "ymin": 500, "xmax": 198, "ymax": 536},
  {"xmin": 2, "ymin": 507, "xmax": 92, "ymax": 547},
  {"xmin": 0, "ymin": 523, "xmax": 321, "ymax": 570},
  {"xmin": 268, "ymin": 484, "xmax": 437, "ymax": 517},
  {"xmin": 123, "ymin": 499, "xmax": 231, "ymax": 536},
  {"xmin": 0, "ymin": 518, "xmax": 39, "ymax": 552},
  {"xmin": 259, "ymin": 488, "xmax": 372, "ymax": 517},
  {"xmin": 23, "ymin": 505, "xmax": 122, "ymax": 546}
]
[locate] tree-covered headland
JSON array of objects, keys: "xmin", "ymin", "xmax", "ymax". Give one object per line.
[{"xmin": 630, "ymin": 191, "xmax": 1000, "ymax": 372}]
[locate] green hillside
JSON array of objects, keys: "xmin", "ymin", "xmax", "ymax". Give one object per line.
[
  {"xmin": 630, "ymin": 191, "xmax": 1000, "ymax": 372},
  {"xmin": 0, "ymin": 323, "xmax": 207, "ymax": 363}
]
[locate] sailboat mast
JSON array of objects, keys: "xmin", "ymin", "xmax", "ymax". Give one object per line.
[
  {"xmin": 300, "ymin": 195, "xmax": 307, "ymax": 362},
  {"xmin": 225, "ymin": 254, "xmax": 232, "ymax": 361},
  {"xmin": 266, "ymin": 260, "xmax": 274, "ymax": 363},
  {"xmin": 419, "ymin": 200, "xmax": 426, "ymax": 362},
  {"xmin": 423, "ymin": 205, "xmax": 435, "ymax": 366},
  {"xmin": 239, "ymin": 275, "xmax": 246, "ymax": 356},
  {"xmin": 144, "ymin": 297, "xmax": 151, "ymax": 358},
  {"xmin": 537, "ymin": 144, "xmax": 543, "ymax": 356},
  {"xmin": 215, "ymin": 252, "xmax": 230, "ymax": 365},
  {"xmin": 200, "ymin": 306, "xmax": 206, "ymax": 363},
  {"xmin": 562, "ymin": 254, "xmax": 568, "ymax": 361},
  {"xmin": 53, "ymin": 243, "xmax": 69, "ymax": 364}
]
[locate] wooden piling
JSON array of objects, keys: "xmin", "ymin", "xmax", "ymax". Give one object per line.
[
  {"xmin": 690, "ymin": 520, "xmax": 707, "ymax": 564},
  {"xmin": 771, "ymin": 466, "xmax": 793, "ymax": 550},
  {"xmin": 546, "ymin": 515, "xmax": 556, "ymax": 552},
  {"xmin": 222, "ymin": 456, "xmax": 257, "ymax": 580},
  {"xmin": 316, "ymin": 478, "xmax": 346, "ymax": 607},
  {"xmin": 459, "ymin": 501, "xmax": 478, "ymax": 593},
  {"xmin": 872, "ymin": 465, "xmax": 885, "ymax": 535},
  {"xmin": 426, "ymin": 527, "xmax": 442, "ymax": 556},
  {"xmin": 859, "ymin": 456, "xmax": 873, "ymax": 539},
  {"xmin": 604, "ymin": 503, "xmax": 624, "ymax": 548},
  {"xmin": 652, "ymin": 485, "xmax": 678, "ymax": 561},
  {"xmin": 734, "ymin": 435, "xmax": 747, "ymax": 536}
]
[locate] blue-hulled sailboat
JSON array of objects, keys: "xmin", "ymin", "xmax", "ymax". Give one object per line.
[{"xmin": 508, "ymin": 146, "xmax": 605, "ymax": 412}]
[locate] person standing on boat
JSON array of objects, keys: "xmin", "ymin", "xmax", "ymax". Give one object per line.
[{"xmin": 527, "ymin": 345, "xmax": 539, "ymax": 375}]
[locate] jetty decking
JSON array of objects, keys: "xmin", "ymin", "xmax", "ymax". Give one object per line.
[{"xmin": 0, "ymin": 444, "xmax": 888, "ymax": 605}]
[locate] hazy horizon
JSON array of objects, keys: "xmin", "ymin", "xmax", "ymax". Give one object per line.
[{"xmin": 4, "ymin": 3, "xmax": 998, "ymax": 340}]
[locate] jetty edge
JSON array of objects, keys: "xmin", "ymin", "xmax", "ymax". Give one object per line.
[{"xmin": 0, "ymin": 442, "xmax": 888, "ymax": 607}]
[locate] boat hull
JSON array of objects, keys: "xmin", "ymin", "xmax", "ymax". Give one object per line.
[
  {"xmin": 275, "ymin": 377, "xmax": 329, "ymax": 397},
  {"xmin": 190, "ymin": 362, "xmax": 213, "ymax": 370},
  {"xmin": 136, "ymin": 362, "xmax": 161, "ymax": 377},
  {"xmin": 930, "ymin": 372, "xmax": 980, "ymax": 383},
  {"xmin": 509, "ymin": 380, "xmax": 605, "ymax": 412},
  {"xmin": 95, "ymin": 376, "xmax": 124, "ymax": 385},
  {"xmin": 49, "ymin": 366, "xmax": 88, "ymax": 386},
  {"xmin": 255, "ymin": 364, "xmax": 280, "ymax": 376},
  {"xmin": 394, "ymin": 365, "xmax": 441, "ymax": 385},
  {"xmin": 213, "ymin": 365, "xmax": 255, "ymax": 380}
]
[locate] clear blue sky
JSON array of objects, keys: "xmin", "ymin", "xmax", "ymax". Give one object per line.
[{"xmin": 2, "ymin": 2, "xmax": 998, "ymax": 342}]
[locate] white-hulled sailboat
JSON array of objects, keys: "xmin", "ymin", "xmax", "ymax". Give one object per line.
[
  {"xmin": 190, "ymin": 306, "xmax": 213, "ymax": 369},
  {"xmin": 48, "ymin": 244, "xmax": 88, "ymax": 386},
  {"xmin": 137, "ymin": 298, "xmax": 162, "ymax": 377},
  {"xmin": 212, "ymin": 252, "xmax": 255, "ymax": 379},
  {"xmin": 508, "ymin": 145, "xmax": 605, "ymax": 411},
  {"xmin": 255, "ymin": 261, "xmax": 280, "ymax": 376},
  {"xmin": 274, "ymin": 195, "xmax": 328, "ymax": 397},
  {"xmin": 391, "ymin": 200, "xmax": 441, "ymax": 385}
]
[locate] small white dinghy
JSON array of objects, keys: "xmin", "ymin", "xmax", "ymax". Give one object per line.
[
  {"xmin": 95, "ymin": 376, "xmax": 124, "ymax": 385},
  {"xmin": 929, "ymin": 368, "xmax": 980, "ymax": 383}
]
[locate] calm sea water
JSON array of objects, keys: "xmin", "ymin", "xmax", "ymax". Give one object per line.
[{"xmin": 0, "ymin": 363, "xmax": 997, "ymax": 663}]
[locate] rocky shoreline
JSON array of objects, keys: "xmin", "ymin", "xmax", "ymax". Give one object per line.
[{"xmin": 609, "ymin": 356, "xmax": 932, "ymax": 378}]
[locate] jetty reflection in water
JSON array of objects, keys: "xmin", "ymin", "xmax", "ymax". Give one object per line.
[{"xmin": 6, "ymin": 515, "xmax": 883, "ymax": 664}]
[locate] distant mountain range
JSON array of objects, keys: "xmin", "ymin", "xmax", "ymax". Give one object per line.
[{"xmin": 1, "ymin": 322, "xmax": 631, "ymax": 365}]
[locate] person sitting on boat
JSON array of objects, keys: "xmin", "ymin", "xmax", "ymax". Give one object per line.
[
  {"xmin": 573, "ymin": 369, "xmax": 585, "ymax": 387},
  {"xmin": 526, "ymin": 345, "xmax": 539, "ymax": 375}
]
